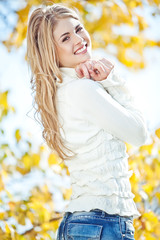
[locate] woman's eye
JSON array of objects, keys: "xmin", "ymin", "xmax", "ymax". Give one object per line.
[
  {"xmin": 62, "ymin": 27, "xmax": 83, "ymax": 42},
  {"xmin": 62, "ymin": 36, "xmax": 69, "ymax": 42},
  {"xmin": 76, "ymin": 27, "xmax": 83, "ymax": 32}
]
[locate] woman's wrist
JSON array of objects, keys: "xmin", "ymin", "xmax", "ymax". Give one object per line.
[{"xmin": 97, "ymin": 67, "xmax": 114, "ymax": 82}]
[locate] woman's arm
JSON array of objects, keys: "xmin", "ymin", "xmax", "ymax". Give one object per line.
[
  {"xmin": 66, "ymin": 79, "xmax": 149, "ymax": 147},
  {"xmin": 97, "ymin": 68, "xmax": 148, "ymax": 135}
]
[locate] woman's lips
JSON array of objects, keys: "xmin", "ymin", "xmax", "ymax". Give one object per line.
[{"xmin": 74, "ymin": 44, "xmax": 87, "ymax": 55}]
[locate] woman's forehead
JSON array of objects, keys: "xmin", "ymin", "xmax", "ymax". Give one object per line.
[{"xmin": 54, "ymin": 18, "xmax": 81, "ymax": 40}]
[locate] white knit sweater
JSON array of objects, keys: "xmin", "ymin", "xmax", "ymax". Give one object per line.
[{"xmin": 56, "ymin": 67, "xmax": 149, "ymax": 219}]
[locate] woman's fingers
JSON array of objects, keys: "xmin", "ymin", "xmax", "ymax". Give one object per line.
[
  {"xmin": 75, "ymin": 62, "xmax": 91, "ymax": 79},
  {"xmin": 83, "ymin": 60, "xmax": 97, "ymax": 73},
  {"xmin": 92, "ymin": 62, "xmax": 105, "ymax": 74},
  {"xmin": 97, "ymin": 60, "xmax": 111, "ymax": 75},
  {"xmin": 97, "ymin": 58, "xmax": 114, "ymax": 80},
  {"xmin": 81, "ymin": 63, "xmax": 91, "ymax": 79},
  {"xmin": 75, "ymin": 58, "xmax": 114, "ymax": 81},
  {"xmin": 99, "ymin": 58, "xmax": 114, "ymax": 70},
  {"xmin": 75, "ymin": 60, "xmax": 97, "ymax": 79},
  {"xmin": 75, "ymin": 64, "xmax": 84, "ymax": 78},
  {"xmin": 88, "ymin": 62, "xmax": 107, "ymax": 81}
]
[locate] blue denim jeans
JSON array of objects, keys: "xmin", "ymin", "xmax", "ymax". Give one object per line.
[{"xmin": 56, "ymin": 208, "xmax": 135, "ymax": 240}]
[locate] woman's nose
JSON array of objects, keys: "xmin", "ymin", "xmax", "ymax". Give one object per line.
[{"xmin": 73, "ymin": 33, "xmax": 84, "ymax": 45}]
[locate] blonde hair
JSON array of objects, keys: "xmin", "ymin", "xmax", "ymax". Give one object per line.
[{"xmin": 26, "ymin": 4, "xmax": 81, "ymax": 162}]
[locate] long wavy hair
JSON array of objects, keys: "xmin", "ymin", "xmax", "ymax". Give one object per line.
[{"xmin": 26, "ymin": 4, "xmax": 81, "ymax": 162}]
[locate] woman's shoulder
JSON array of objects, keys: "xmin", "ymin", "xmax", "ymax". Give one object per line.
[{"xmin": 65, "ymin": 78, "xmax": 103, "ymax": 96}]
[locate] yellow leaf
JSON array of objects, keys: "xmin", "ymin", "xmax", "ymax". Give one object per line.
[
  {"xmin": 17, "ymin": 212, "xmax": 26, "ymax": 225},
  {"xmin": 43, "ymin": 208, "xmax": 51, "ymax": 222},
  {"xmin": 59, "ymin": 162, "xmax": 65, "ymax": 169},
  {"xmin": 143, "ymin": 211, "xmax": 158, "ymax": 224},
  {"xmin": 1, "ymin": 169, "xmax": 8, "ymax": 180},
  {"xmin": 125, "ymin": 142, "xmax": 133, "ymax": 152},
  {"xmin": 143, "ymin": 164, "xmax": 154, "ymax": 179},
  {"xmin": 0, "ymin": 174, "xmax": 4, "ymax": 191},
  {"xmin": 133, "ymin": 193, "xmax": 142, "ymax": 203},
  {"xmin": 62, "ymin": 188, "xmax": 72, "ymax": 200},
  {"xmin": 0, "ymin": 212, "xmax": 5, "ymax": 220},
  {"xmin": 32, "ymin": 153, "xmax": 40, "ymax": 166},
  {"xmin": 8, "ymin": 201, "xmax": 15, "ymax": 211},
  {"xmin": 155, "ymin": 128, "xmax": 160, "ymax": 138},
  {"xmin": 14, "ymin": 234, "xmax": 27, "ymax": 240},
  {"xmin": 48, "ymin": 153, "xmax": 58, "ymax": 166},
  {"xmin": 26, "ymin": 211, "xmax": 34, "ymax": 224},
  {"xmin": 16, "ymin": 166, "xmax": 29, "ymax": 175},
  {"xmin": 17, "ymin": 5, "xmax": 30, "ymax": 22},
  {"xmin": 0, "ymin": 91, "xmax": 8, "ymax": 108},
  {"xmin": 145, "ymin": 221, "xmax": 153, "ymax": 232},
  {"xmin": 143, "ymin": 232, "xmax": 157, "ymax": 240},
  {"xmin": 22, "ymin": 155, "xmax": 31, "ymax": 169},
  {"xmin": 5, "ymin": 222, "xmax": 11, "ymax": 234},
  {"xmin": 137, "ymin": 15, "xmax": 148, "ymax": 31},
  {"xmin": 130, "ymin": 173, "xmax": 139, "ymax": 192},
  {"xmin": 52, "ymin": 219, "xmax": 59, "ymax": 231},
  {"xmin": 41, "ymin": 222, "xmax": 51, "ymax": 231},
  {"xmin": 66, "ymin": 167, "xmax": 70, "ymax": 176},
  {"xmin": 15, "ymin": 129, "xmax": 21, "ymax": 143},
  {"xmin": 155, "ymin": 192, "xmax": 160, "ymax": 204},
  {"xmin": 39, "ymin": 145, "xmax": 46, "ymax": 151},
  {"xmin": 140, "ymin": 144, "xmax": 154, "ymax": 155},
  {"xmin": 142, "ymin": 183, "xmax": 153, "ymax": 194},
  {"xmin": 154, "ymin": 222, "xmax": 160, "ymax": 236}
]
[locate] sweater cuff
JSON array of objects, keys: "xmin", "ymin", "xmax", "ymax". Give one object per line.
[
  {"xmin": 98, "ymin": 68, "xmax": 149, "ymax": 143},
  {"xmin": 98, "ymin": 69, "xmax": 135, "ymax": 108},
  {"xmin": 98, "ymin": 68, "xmax": 126, "ymax": 89}
]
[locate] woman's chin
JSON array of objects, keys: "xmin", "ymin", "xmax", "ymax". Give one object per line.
[{"xmin": 78, "ymin": 54, "xmax": 92, "ymax": 64}]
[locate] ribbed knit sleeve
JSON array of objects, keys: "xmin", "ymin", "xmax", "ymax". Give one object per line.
[
  {"xmin": 97, "ymin": 68, "xmax": 137, "ymax": 108},
  {"xmin": 96, "ymin": 69, "xmax": 149, "ymax": 145},
  {"xmin": 66, "ymin": 75, "xmax": 149, "ymax": 147}
]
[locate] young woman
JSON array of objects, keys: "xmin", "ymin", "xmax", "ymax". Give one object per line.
[{"xmin": 27, "ymin": 4, "xmax": 148, "ymax": 240}]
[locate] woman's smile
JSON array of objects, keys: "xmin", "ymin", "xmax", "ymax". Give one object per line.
[{"xmin": 74, "ymin": 43, "xmax": 88, "ymax": 55}]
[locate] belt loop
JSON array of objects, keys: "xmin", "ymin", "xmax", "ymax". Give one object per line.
[
  {"xmin": 119, "ymin": 216, "xmax": 125, "ymax": 239},
  {"xmin": 101, "ymin": 210, "xmax": 105, "ymax": 218}
]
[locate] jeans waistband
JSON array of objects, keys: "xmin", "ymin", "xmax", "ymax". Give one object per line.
[
  {"xmin": 91, "ymin": 209, "xmax": 133, "ymax": 220},
  {"xmin": 64, "ymin": 209, "xmax": 133, "ymax": 221}
]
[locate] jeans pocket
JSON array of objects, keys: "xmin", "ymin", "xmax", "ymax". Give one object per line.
[
  {"xmin": 124, "ymin": 220, "xmax": 135, "ymax": 239},
  {"xmin": 67, "ymin": 222, "xmax": 103, "ymax": 240}
]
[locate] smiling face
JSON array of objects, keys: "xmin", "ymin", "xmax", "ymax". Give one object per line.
[{"xmin": 53, "ymin": 17, "xmax": 92, "ymax": 68}]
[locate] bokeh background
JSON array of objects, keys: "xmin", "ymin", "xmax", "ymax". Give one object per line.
[{"xmin": 0, "ymin": 0, "xmax": 160, "ymax": 239}]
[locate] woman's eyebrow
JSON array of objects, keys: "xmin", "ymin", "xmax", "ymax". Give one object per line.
[{"xmin": 59, "ymin": 24, "xmax": 81, "ymax": 40}]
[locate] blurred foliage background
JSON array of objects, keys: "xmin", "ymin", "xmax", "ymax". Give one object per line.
[{"xmin": 0, "ymin": 0, "xmax": 160, "ymax": 239}]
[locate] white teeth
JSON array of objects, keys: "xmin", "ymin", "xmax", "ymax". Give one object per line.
[{"xmin": 75, "ymin": 45, "xmax": 86, "ymax": 54}]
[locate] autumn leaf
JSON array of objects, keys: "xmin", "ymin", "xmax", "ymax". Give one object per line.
[
  {"xmin": 15, "ymin": 129, "xmax": 21, "ymax": 143},
  {"xmin": 48, "ymin": 153, "xmax": 59, "ymax": 165},
  {"xmin": 155, "ymin": 128, "xmax": 160, "ymax": 138}
]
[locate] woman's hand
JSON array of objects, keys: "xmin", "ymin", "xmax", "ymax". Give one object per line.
[{"xmin": 75, "ymin": 58, "xmax": 114, "ymax": 81}]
